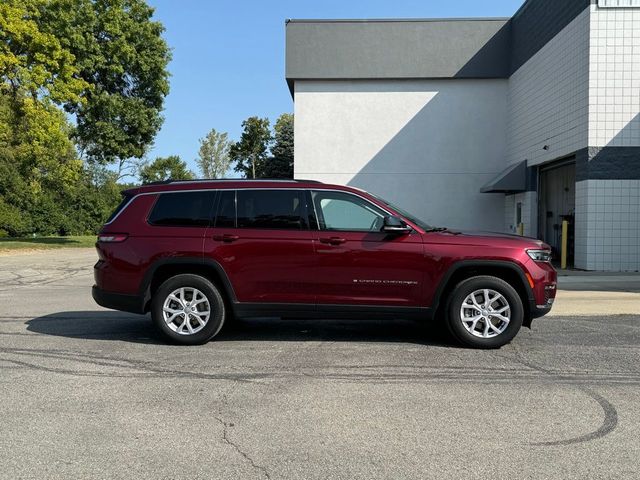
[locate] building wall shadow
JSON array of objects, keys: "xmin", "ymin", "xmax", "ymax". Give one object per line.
[{"xmin": 342, "ymin": 80, "xmax": 509, "ymax": 231}]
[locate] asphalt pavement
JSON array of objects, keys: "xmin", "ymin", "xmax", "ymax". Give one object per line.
[{"xmin": 1, "ymin": 249, "xmax": 639, "ymax": 480}]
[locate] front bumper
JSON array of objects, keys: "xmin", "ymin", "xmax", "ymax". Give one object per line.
[
  {"xmin": 527, "ymin": 262, "xmax": 557, "ymax": 319},
  {"xmin": 92, "ymin": 286, "xmax": 145, "ymax": 314},
  {"xmin": 532, "ymin": 299, "xmax": 554, "ymax": 318}
]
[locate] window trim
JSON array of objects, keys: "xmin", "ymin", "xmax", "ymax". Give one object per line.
[
  {"xmin": 115, "ymin": 186, "xmax": 415, "ymax": 232},
  {"xmin": 104, "ymin": 192, "xmax": 134, "ymax": 225},
  {"xmin": 213, "ymin": 189, "xmax": 237, "ymax": 228},
  {"xmin": 104, "ymin": 193, "xmax": 136, "ymax": 225}
]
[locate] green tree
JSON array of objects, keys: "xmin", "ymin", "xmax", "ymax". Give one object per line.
[
  {"xmin": 0, "ymin": 147, "xmax": 31, "ymax": 236},
  {"xmin": 197, "ymin": 129, "xmax": 231, "ymax": 179},
  {"xmin": 0, "ymin": 0, "xmax": 86, "ymax": 196},
  {"xmin": 0, "ymin": 0, "xmax": 89, "ymax": 106},
  {"xmin": 0, "ymin": 90, "xmax": 83, "ymax": 236},
  {"xmin": 263, "ymin": 113, "xmax": 294, "ymax": 179},
  {"xmin": 39, "ymin": 0, "xmax": 171, "ymax": 165},
  {"xmin": 230, "ymin": 116, "xmax": 272, "ymax": 179},
  {"xmin": 61, "ymin": 170, "xmax": 129, "ymax": 235},
  {"xmin": 138, "ymin": 155, "xmax": 193, "ymax": 184},
  {"xmin": 0, "ymin": 0, "xmax": 172, "ymax": 236}
]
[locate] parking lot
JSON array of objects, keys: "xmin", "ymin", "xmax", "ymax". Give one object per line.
[{"xmin": 1, "ymin": 248, "xmax": 640, "ymax": 480}]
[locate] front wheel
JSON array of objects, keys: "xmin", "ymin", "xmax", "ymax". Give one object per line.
[
  {"xmin": 445, "ymin": 276, "xmax": 524, "ymax": 349},
  {"xmin": 151, "ymin": 274, "xmax": 226, "ymax": 345}
]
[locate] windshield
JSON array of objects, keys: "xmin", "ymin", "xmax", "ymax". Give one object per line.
[{"xmin": 369, "ymin": 193, "xmax": 434, "ymax": 231}]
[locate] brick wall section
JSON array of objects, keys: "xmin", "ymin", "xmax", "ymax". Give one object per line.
[
  {"xmin": 576, "ymin": 147, "xmax": 640, "ymax": 181},
  {"xmin": 510, "ymin": 0, "xmax": 591, "ymax": 73},
  {"xmin": 506, "ymin": 8, "xmax": 591, "ymax": 168},
  {"xmin": 575, "ymin": 179, "xmax": 640, "ymax": 271},
  {"xmin": 588, "ymin": 4, "xmax": 640, "ymax": 147},
  {"xmin": 573, "ymin": 4, "xmax": 640, "ymax": 271}
]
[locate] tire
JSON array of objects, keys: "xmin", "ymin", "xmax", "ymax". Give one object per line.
[
  {"xmin": 445, "ymin": 275, "xmax": 524, "ymax": 349},
  {"xmin": 151, "ymin": 274, "xmax": 226, "ymax": 345}
]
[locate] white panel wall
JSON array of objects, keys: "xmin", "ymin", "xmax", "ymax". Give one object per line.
[
  {"xmin": 294, "ymin": 79, "xmax": 509, "ymax": 231},
  {"xmin": 506, "ymin": 8, "xmax": 591, "ymax": 167},
  {"xmin": 589, "ymin": 4, "xmax": 640, "ymax": 147}
]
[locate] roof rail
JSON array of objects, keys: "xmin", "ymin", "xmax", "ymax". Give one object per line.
[{"xmin": 143, "ymin": 178, "xmax": 322, "ymax": 185}]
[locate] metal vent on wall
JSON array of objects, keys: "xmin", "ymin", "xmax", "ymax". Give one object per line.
[{"xmin": 598, "ymin": 0, "xmax": 640, "ymax": 7}]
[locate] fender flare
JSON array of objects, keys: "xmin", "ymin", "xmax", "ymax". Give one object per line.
[
  {"xmin": 431, "ymin": 259, "xmax": 535, "ymax": 315},
  {"xmin": 139, "ymin": 257, "xmax": 238, "ymax": 310}
]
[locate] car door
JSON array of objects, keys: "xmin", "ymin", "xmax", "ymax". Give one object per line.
[
  {"xmin": 203, "ymin": 188, "xmax": 316, "ymax": 304},
  {"xmin": 309, "ymin": 189, "xmax": 425, "ymax": 307}
]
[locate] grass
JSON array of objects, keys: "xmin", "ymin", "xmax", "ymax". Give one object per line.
[{"xmin": 0, "ymin": 235, "xmax": 97, "ymax": 251}]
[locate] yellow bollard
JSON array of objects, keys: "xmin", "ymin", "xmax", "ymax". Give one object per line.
[
  {"xmin": 561, "ymin": 220, "xmax": 568, "ymax": 270},
  {"xmin": 517, "ymin": 223, "xmax": 524, "ymax": 236}
]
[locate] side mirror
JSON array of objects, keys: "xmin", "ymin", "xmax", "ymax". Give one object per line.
[{"xmin": 382, "ymin": 216, "xmax": 412, "ymax": 234}]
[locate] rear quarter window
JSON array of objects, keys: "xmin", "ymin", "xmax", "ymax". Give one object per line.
[{"xmin": 148, "ymin": 191, "xmax": 216, "ymax": 227}]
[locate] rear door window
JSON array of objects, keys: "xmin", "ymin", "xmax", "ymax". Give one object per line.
[
  {"xmin": 237, "ymin": 190, "xmax": 307, "ymax": 230},
  {"xmin": 148, "ymin": 191, "xmax": 216, "ymax": 227}
]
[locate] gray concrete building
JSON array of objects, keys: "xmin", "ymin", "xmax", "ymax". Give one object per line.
[{"xmin": 285, "ymin": 0, "xmax": 640, "ymax": 272}]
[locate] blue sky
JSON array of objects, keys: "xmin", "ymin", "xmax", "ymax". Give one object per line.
[{"xmin": 147, "ymin": 0, "xmax": 523, "ymax": 174}]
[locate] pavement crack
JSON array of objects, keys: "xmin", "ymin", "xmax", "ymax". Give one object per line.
[
  {"xmin": 214, "ymin": 415, "xmax": 270, "ymax": 479},
  {"xmin": 212, "ymin": 386, "xmax": 271, "ymax": 480}
]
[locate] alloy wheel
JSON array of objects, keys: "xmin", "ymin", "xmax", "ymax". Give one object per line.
[
  {"xmin": 162, "ymin": 287, "xmax": 211, "ymax": 335},
  {"xmin": 460, "ymin": 288, "xmax": 511, "ymax": 338}
]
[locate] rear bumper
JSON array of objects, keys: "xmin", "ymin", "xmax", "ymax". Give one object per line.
[{"xmin": 92, "ymin": 286, "xmax": 145, "ymax": 314}]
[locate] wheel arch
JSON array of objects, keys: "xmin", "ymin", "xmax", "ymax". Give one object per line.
[
  {"xmin": 432, "ymin": 260, "xmax": 534, "ymax": 328},
  {"xmin": 140, "ymin": 257, "xmax": 237, "ymax": 313}
]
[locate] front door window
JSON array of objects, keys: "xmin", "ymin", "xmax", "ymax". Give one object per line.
[{"xmin": 312, "ymin": 191, "xmax": 386, "ymax": 232}]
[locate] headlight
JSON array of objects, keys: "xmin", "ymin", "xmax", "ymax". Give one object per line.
[{"xmin": 527, "ymin": 249, "xmax": 552, "ymax": 263}]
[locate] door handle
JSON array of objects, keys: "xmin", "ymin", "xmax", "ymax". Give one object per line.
[
  {"xmin": 319, "ymin": 237, "xmax": 346, "ymax": 246},
  {"xmin": 213, "ymin": 234, "xmax": 240, "ymax": 243}
]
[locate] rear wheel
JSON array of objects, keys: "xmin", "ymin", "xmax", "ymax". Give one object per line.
[
  {"xmin": 445, "ymin": 276, "xmax": 523, "ymax": 349},
  {"xmin": 151, "ymin": 274, "xmax": 225, "ymax": 345}
]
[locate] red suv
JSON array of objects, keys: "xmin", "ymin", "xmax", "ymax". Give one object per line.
[{"xmin": 92, "ymin": 179, "xmax": 556, "ymax": 348}]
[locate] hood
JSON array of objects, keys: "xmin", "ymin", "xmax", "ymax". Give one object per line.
[{"xmin": 436, "ymin": 229, "xmax": 550, "ymax": 249}]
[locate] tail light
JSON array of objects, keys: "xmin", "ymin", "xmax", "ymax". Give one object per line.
[{"xmin": 97, "ymin": 233, "xmax": 128, "ymax": 243}]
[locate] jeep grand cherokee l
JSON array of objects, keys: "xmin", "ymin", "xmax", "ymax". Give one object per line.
[{"xmin": 92, "ymin": 179, "xmax": 557, "ymax": 348}]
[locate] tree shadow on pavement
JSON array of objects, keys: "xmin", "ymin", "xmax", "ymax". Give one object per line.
[{"xmin": 26, "ymin": 311, "xmax": 455, "ymax": 347}]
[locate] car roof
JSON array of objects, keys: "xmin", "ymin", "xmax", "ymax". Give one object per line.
[{"xmin": 125, "ymin": 179, "xmax": 355, "ymax": 195}]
